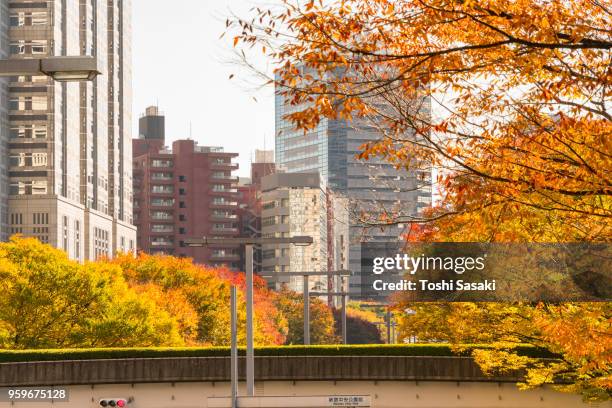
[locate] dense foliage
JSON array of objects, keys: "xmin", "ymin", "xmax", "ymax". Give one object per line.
[
  {"xmin": 0, "ymin": 344, "xmax": 557, "ymax": 363},
  {"xmin": 230, "ymin": 0, "xmax": 611, "ymax": 401},
  {"xmin": 0, "ymin": 237, "xmax": 339, "ymax": 349}
]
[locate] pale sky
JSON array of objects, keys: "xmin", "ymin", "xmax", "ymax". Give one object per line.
[{"xmin": 132, "ymin": 0, "xmax": 276, "ymax": 177}]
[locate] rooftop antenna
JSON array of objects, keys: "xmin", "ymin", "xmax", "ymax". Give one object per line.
[{"xmin": 189, "ymin": 121, "xmax": 192, "ymax": 139}]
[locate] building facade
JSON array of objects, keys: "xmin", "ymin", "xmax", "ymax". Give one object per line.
[
  {"xmin": 260, "ymin": 172, "xmax": 348, "ymax": 295},
  {"xmin": 3, "ymin": 0, "xmax": 136, "ymax": 259},
  {"xmin": 133, "ymin": 128, "xmax": 241, "ymax": 269},
  {"xmin": 275, "ymin": 86, "xmax": 432, "ymax": 298},
  {"xmin": 236, "ymin": 149, "xmax": 275, "ymax": 272}
]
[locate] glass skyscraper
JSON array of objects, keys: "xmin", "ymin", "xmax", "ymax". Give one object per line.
[{"xmin": 275, "ymin": 86, "xmax": 433, "ymax": 299}]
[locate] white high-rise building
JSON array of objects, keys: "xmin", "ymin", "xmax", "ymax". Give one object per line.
[{"xmin": 2, "ymin": 0, "xmax": 136, "ymax": 260}]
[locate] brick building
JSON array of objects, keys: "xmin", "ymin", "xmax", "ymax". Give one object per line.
[{"xmin": 133, "ymin": 108, "xmax": 240, "ymax": 268}]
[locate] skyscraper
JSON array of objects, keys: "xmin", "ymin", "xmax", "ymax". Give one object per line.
[
  {"xmin": 275, "ymin": 88, "xmax": 432, "ymax": 299},
  {"xmin": 4, "ymin": 0, "xmax": 136, "ymax": 260}
]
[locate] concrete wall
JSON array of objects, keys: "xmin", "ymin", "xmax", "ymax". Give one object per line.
[{"xmin": 0, "ymin": 356, "xmax": 594, "ymax": 408}]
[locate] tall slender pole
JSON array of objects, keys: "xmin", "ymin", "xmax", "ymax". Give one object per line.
[
  {"xmin": 341, "ymin": 292, "xmax": 347, "ymax": 344},
  {"xmin": 230, "ymin": 286, "xmax": 238, "ymax": 408},
  {"xmin": 245, "ymin": 244, "xmax": 255, "ymax": 396},
  {"xmin": 386, "ymin": 309, "xmax": 392, "ymax": 344},
  {"xmin": 303, "ymin": 275, "xmax": 310, "ymax": 345}
]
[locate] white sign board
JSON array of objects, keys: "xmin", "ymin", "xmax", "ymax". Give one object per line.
[{"xmin": 207, "ymin": 395, "xmax": 371, "ymax": 408}]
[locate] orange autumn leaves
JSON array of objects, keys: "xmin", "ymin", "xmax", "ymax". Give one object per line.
[
  {"xmin": 231, "ymin": 0, "xmax": 611, "ymax": 241},
  {"xmin": 230, "ymin": 0, "xmax": 611, "ymax": 400},
  {"xmin": 0, "ymin": 237, "xmax": 340, "ymax": 348},
  {"xmin": 110, "ymin": 251, "xmax": 286, "ymax": 346}
]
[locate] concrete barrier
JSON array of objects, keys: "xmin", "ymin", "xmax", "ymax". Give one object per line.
[{"xmin": 0, "ymin": 356, "xmax": 524, "ymax": 386}]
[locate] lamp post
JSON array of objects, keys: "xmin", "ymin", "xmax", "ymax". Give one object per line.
[
  {"xmin": 0, "ymin": 56, "xmax": 100, "ymax": 81},
  {"xmin": 185, "ymin": 236, "xmax": 313, "ymax": 397},
  {"xmin": 261, "ymin": 270, "xmax": 352, "ymax": 345}
]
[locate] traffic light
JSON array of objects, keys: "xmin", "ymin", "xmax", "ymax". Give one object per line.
[{"xmin": 99, "ymin": 399, "xmax": 127, "ymax": 408}]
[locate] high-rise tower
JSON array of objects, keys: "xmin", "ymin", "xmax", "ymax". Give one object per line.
[
  {"xmin": 275, "ymin": 85, "xmax": 432, "ymax": 299},
  {"xmin": 4, "ymin": 0, "xmax": 136, "ymax": 260}
]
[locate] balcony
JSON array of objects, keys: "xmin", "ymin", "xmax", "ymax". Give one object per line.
[
  {"xmin": 151, "ymin": 186, "xmax": 174, "ymax": 195},
  {"xmin": 150, "ymin": 212, "xmax": 174, "ymax": 221},
  {"xmin": 151, "ymin": 174, "xmax": 174, "ymax": 181},
  {"xmin": 151, "ymin": 225, "xmax": 174, "ymax": 233},
  {"xmin": 210, "ymin": 173, "xmax": 239, "ymax": 183},
  {"xmin": 210, "ymin": 161, "xmax": 239, "ymax": 171},
  {"xmin": 150, "ymin": 239, "xmax": 174, "ymax": 247},
  {"xmin": 210, "ymin": 212, "xmax": 238, "ymax": 222},
  {"xmin": 211, "ymin": 226, "xmax": 239, "ymax": 235},
  {"xmin": 151, "ymin": 160, "xmax": 173, "ymax": 168},
  {"xmin": 210, "ymin": 251, "xmax": 241, "ymax": 262},
  {"xmin": 210, "ymin": 200, "xmax": 238, "ymax": 209},
  {"xmin": 150, "ymin": 199, "xmax": 175, "ymax": 207}
]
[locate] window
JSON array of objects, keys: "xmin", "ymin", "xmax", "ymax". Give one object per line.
[
  {"xmin": 11, "ymin": 124, "xmax": 47, "ymax": 139},
  {"xmin": 179, "ymin": 202, "xmax": 186, "ymax": 208},
  {"xmin": 9, "ymin": 152, "xmax": 47, "ymax": 167},
  {"xmin": 9, "ymin": 96, "xmax": 47, "ymax": 111},
  {"xmin": 179, "ymin": 214, "xmax": 186, "ymax": 222},
  {"xmin": 62, "ymin": 216, "xmax": 68, "ymax": 252},
  {"xmin": 74, "ymin": 220, "xmax": 81, "ymax": 261},
  {"xmin": 12, "ymin": 75, "xmax": 47, "ymax": 83},
  {"xmin": 10, "ymin": 11, "xmax": 48, "ymax": 27},
  {"xmin": 179, "ymin": 227, "xmax": 186, "ymax": 235},
  {"xmin": 178, "ymin": 175, "xmax": 186, "ymax": 182},
  {"xmin": 9, "ymin": 180, "xmax": 47, "ymax": 195},
  {"xmin": 179, "ymin": 188, "xmax": 186, "ymax": 195},
  {"xmin": 10, "ymin": 40, "xmax": 47, "ymax": 55}
]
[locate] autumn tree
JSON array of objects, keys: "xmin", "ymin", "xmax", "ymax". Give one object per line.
[
  {"xmin": 231, "ymin": 0, "xmax": 611, "ymax": 239},
  {"xmin": 110, "ymin": 253, "xmax": 287, "ymax": 346},
  {"xmin": 275, "ymin": 289, "xmax": 339, "ymax": 344},
  {"xmin": 333, "ymin": 304, "xmax": 383, "ymax": 344},
  {"xmin": 230, "ymin": 0, "xmax": 611, "ymax": 400},
  {"xmin": 0, "ymin": 237, "xmax": 182, "ymax": 349}
]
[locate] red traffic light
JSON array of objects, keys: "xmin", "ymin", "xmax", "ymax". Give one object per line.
[{"xmin": 99, "ymin": 399, "xmax": 127, "ymax": 408}]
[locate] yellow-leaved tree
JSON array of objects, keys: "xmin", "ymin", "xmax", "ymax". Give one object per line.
[{"xmin": 0, "ymin": 237, "xmax": 183, "ymax": 348}]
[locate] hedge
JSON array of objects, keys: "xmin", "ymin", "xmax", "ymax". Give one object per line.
[{"xmin": 0, "ymin": 344, "xmax": 558, "ymax": 362}]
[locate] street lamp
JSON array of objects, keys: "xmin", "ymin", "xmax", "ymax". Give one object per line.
[
  {"xmin": 0, "ymin": 56, "xmax": 100, "ymax": 81},
  {"xmin": 185, "ymin": 235, "xmax": 313, "ymax": 397}
]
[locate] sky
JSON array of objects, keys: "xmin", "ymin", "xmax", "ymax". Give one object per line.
[{"xmin": 132, "ymin": 0, "xmax": 276, "ymax": 177}]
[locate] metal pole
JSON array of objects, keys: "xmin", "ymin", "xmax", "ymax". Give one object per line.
[
  {"xmin": 245, "ymin": 244, "xmax": 255, "ymax": 396},
  {"xmin": 386, "ymin": 310, "xmax": 391, "ymax": 344},
  {"xmin": 230, "ymin": 286, "xmax": 238, "ymax": 408},
  {"xmin": 303, "ymin": 275, "xmax": 310, "ymax": 345},
  {"xmin": 341, "ymin": 292, "xmax": 347, "ymax": 345}
]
